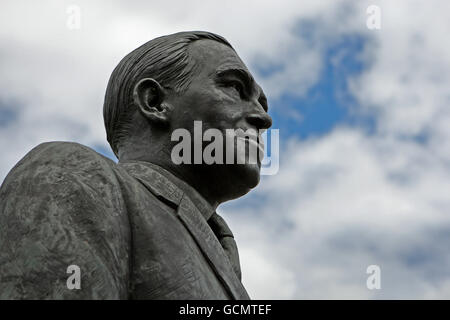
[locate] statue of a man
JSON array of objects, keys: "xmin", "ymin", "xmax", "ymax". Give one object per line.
[{"xmin": 0, "ymin": 31, "xmax": 272, "ymax": 299}]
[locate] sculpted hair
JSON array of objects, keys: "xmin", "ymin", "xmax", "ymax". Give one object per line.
[{"xmin": 103, "ymin": 31, "xmax": 234, "ymax": 157}]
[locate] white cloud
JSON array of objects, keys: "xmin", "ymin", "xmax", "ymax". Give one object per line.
[
  {"xmin": 219, "ymin": 1, "xmax": 450, "ymax": 299},
  {"xmin": 223, "ymin": 127, "xmax": 450, "ymax": 299}
]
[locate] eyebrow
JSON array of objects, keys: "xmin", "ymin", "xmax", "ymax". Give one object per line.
[
  {"xmin": 215, "ymin": 67, "xmax": 255, "ymax": 89},
  {"xmin": 215, "ymin": 67, "xmax": 269, "ymax": 111}
]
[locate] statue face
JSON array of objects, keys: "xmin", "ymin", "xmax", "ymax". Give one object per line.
[{"xmin": 168, "ymin": 39, "xmax": 272, "ymax": 199}]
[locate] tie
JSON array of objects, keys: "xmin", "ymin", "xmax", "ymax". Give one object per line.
[{"xmin": 208, "ymin": 212, "xmax": 242, "ymax": 281}]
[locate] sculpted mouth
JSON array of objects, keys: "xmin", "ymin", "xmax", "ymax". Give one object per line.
[
  {"xmin": 237, "ymin": 136, "xmax": 263, "ymax": 153},
  {"xmin": 235, "ymin": 130, "xmax": 264, "ymax": 156}
]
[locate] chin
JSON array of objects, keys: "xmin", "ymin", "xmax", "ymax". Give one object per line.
[
  {"xmin": 229, "ymin": 163, "xmax": 261, "ymax": 196},
  {"xmin": 243, "ymin": 163, "xmax": 261, "ymax": 188},
  {"xmin": 231, "ymin": 146, "xmax": 262, "ymax": 190}
]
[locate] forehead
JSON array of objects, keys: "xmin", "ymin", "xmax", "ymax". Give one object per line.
[{"xmin": 188, "ymin": 39, "xmax": 251, "ymax": 78}]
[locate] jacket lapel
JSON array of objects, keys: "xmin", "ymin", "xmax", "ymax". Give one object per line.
[
  {"xmin": 176, "ymin": 194, "xmax": 249, "ymax": 300},
  {"xmin": 119, "ymin": 161, "xmax": 250, "ymax": 300}
]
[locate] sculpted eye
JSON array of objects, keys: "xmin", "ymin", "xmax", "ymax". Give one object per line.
[{"xmin": 226, "ymin": 81, "xmax": 244, "ymax": 97}]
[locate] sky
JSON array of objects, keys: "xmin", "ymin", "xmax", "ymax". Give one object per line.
[{"xmin": 1, "ymin": 0, "xmax": 450, "ymax": 299}]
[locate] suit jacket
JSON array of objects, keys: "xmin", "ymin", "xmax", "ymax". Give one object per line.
[{"xmin": 0, "ymin": 142, "xmax": 250, "ymax": 299}]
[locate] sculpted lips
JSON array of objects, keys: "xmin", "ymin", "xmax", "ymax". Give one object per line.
[{"xmin": 235, "ymin": 129, "xmax": 264, "ymax": 156}]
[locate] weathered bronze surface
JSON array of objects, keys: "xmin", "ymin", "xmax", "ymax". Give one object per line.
[{"xmin": 0, "ymin": 31, "xmax": 271, "ymax": 299}]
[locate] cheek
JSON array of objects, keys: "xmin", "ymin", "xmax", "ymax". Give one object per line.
[
  {"xmin": 185, "ymin": 85, "xmax": 227, "ymax": 112},
  {"xmin": 212, "ymin": 86, "xmax": 237, "ymax": 104},
  {"xmin": 175, "ymin": 85, "xmax": 243, "ymax": 130},
  {"xmin": 210, "ymin": 109, "xmax": 244, "ymax": 132},
  {"xmin": 198, "ymin": 87, "xmax": 240, "ymax": 124},
  {"xmin": 196, "ymin": 86, "xmax": 236, "ymax": 115}
]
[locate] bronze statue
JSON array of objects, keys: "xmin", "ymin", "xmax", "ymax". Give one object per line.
[{"xmin": 0, "ymin": 31, "xmax": 272, "ymax": 299}]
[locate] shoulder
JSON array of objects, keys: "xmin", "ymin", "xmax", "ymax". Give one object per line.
[
  {"xmin": 0, "ymin": 142, "xmax": 130, "ymax": 299},
  {"xmin": 0, "ymin": 141, "xmax": 129, "ymax": 239},
  {"xmin": 0, "ymin": 141, "xmax": 125, "ymax": 213},
  {"xmin": 12, "ymin": 141, "xmax": 116, "ymax": 171},
  {"xmin": 2, "ymin": 141, "xmax": 118, "ymax": 187}
]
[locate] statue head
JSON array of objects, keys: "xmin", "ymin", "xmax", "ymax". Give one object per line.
[{"xmin": 103, "ymin": 31, "xmax": 272, "ymax": 207}]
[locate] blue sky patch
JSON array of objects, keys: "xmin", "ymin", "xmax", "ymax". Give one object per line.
[
  {"xmin": 0, "ymin": 100, "xmax": 19, "ymax": 127},
  {"xmin": 267, "ymin": 34, "xmax": 375, "ymax": 141}
]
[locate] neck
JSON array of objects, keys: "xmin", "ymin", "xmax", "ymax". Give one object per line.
[{"xmin": 119, "ymin": 141, "xmax": 222, "ymax": 210}]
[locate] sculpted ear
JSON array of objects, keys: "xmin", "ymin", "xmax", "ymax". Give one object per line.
[{"xmin": 133, "ymin": 78, "xmax": 172, "ymax": 124}]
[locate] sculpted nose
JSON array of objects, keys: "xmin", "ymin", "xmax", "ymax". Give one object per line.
[{"xmin": 246, "ymin": 111, "xmax": 272, "ymax": 130}]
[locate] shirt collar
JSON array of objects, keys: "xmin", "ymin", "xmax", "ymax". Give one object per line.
[{"xmin": 118, "ymin": 160, "xmax": 215, "ymax": 221}]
